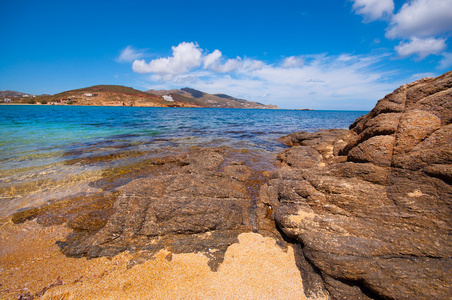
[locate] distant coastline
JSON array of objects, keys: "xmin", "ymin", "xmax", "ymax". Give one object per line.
[
  {"xmin": 0, "ymin": 102, "xmax": 283, "ymax": 109},
  {"xmin": 0, "ymin": 103, "xmax": 35, "ymax": 105},
  {"xmin": 0, "ymin": 103, "xmax": 318, "ymax": 111},
  {"xmin": 1, "ymin": 85, "xmax": 280, "ymax": 110}
]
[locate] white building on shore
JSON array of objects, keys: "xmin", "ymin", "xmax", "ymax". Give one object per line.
[{"xmin": 162, "ymin": 95, "xmax": 174, "ymax": 102}]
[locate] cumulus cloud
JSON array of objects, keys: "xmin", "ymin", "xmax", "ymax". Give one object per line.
[
  {"xmin": 132, "ymin": 43, "xmax": 265, "ymax": 79},
  {"xmin": 203, "ymin": 49, "xmax": 263, "ymax": 73},
  {"xmin": 203, "ymin": 49, "xmax": 222, "ymax": 69},
  {"xmin": 350, "ymin": 0, "xmax": 394, "ymax": 21},
  {"xmin": 192, "ymin": 53, "xmax": 396, "ymax": 110},
  {"xmin": 129, "ymin": 42, "xmax": 401, "ymax": 109},
  {"xmin": 205, "ymin": 56, "xmax": 264, "ymax": 73},
  {"xmin": 395, "ymin": 37, "xmax": 447, "ymax": 59},
  {"xmin": 116, "ymin": 46, "xmax": 146, "ymax": 63},
  {"xmin": 349, "ymin": 0, "xmax": 452, "ymax": 61},
  {"xmin": 208, "ymin": 57, "xmax": 244, "ymax": 73},
  {"xmin": 386, "ymin": 0, "xmax": 452, "ymax": 39},
  {"xmin": 132, "ymin": 42, "xmax": 203, "ymax": 75},
  {"xmin": 243, "ymin": 59, "xmax": 265, "ymax": 72}
]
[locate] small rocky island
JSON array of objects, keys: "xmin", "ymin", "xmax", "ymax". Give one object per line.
[{"xmin": 1, "ymin": 71, "xmax": 451, "ymax": 299}]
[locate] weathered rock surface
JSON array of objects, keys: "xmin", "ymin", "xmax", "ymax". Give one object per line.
[
  {"xmin": 45, "ymin": 148, "xmax": 279, "ymax": 270},
  {"xmin": 266, "ymin": 71, "xmax": 452, "ymax": 299}
]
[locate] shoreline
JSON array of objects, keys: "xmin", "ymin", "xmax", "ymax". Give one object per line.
[
  {"xmin": 0, "ymin": 102, "xmax": 282, "ymax": 109},
  {"xmin": 1, "ymin": 71, "xmax": 450, "ymax": 300},
  {"xmin": 0, "ymin": 146, "xmax": 310, "ymax": 300},
  {"xmin": 0, "ymin": 103, "xmax": 35, "ymax": 105},
  {"xmin": 1, "ymin": 103, "xmax": 370, "ymax": 112}
]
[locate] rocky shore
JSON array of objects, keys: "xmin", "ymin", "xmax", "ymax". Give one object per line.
[
  {"xmin": 1, "ymin": 71, "xmax": 451, "ymax": 299},
  {"xmin": 267, "ymin": 71, "xmax": 452, "ymax": 299},
  {"xmin": 2, "ymin": 149, "xmax": 307, "ymax": 299}
]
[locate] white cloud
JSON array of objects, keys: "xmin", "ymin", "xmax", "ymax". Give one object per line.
[
  {"xmin": 203, "ymin": 49, "xmax": 222, "ymax": 69},
  {"xmin": 282, "ymin": 56, "xmax": 304, "ymax": 68},
  {"xmin": 239, "ymin": 58, "xmax": 264, "ymax": 72},
  {"xmin": 439, "ymin": 52, "xmax": 452, "ymax": 69},
  {"xmin": 191, "ymin": 57, "xmax": 394, "ymax": 109},
  {"xmin": 386, "ymin": 0, "xmax": 452, "ymax": 39},
  {"xmin": 203, "ymin": 49, "xmax": 263, "ymax": 73},
  {"xmin": 395, "ymin": 37, "xmax": 446, "ymax": 59},
  {"xmin": 132, "ymin": 42, "xmax": 263, "ymax": 81},
  {"xmin": 209, "ymin": 57, "xmax": 244, "ymax": 73},
  {"xmin": 410, "ymin": 72, "xmax": 437, "ymax": 80},
  {"xmin": 132, "ymin": 43, "xmax": 263, "ymax": 78},
  {"xmin": 350, "ymin": 0, "xmax": 394, "ymax": 21},
  {"xmin": 337, "ymin": 54, "xmax": 356, "ymax": 62},
  {"xmin": 116, "ymin": 46, "xmax": 146, "ymax": 63},
  {"xmin": 132, "ymin": 42, "xmax": 203, "ymax": 75},
  {"xmin": 130, "ymin": 42, "xmax": 402, "ymax": 109},
  {"xmin": 349, "ymin": 0, "xmax": 452, "ymax": 63}
]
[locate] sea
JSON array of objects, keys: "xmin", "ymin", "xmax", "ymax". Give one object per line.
[{"xmin": 0, "ymin": 105, "xmax": 367, "ymax": 216}]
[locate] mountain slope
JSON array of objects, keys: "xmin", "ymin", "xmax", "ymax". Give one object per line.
[
  {"xmin": 23, "ymin": 85, "xmax": 174, "ymax": 107},
  {"xmin": 4, "ymin": 85, "xmax": 279, "ymax": 109},
  {"xmin": 147, "ymin": 87, "xmax": 279, "ymax": 109},
  {"xmin": 1, "ymin": 90, "xmax": 34, "ymax": 98}
]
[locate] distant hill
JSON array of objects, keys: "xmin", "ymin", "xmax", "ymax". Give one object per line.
[
  {"xmin": 3, "ymin": 85, "xmax": 279, "ymax": 109},
  {"xmin": 68, "ymin": 85, "xmax": 152, "ymax": 96},
  {"xmin": 0, "ymin": 90, "xmax": 34, "ymax": 98},
  {"xmin": 22, "ymin": 85, "xmax": 174, "ymax": 107},
  {"xmin": 147, "ymin": 87, "xmax": 279, "ymax": 109}
]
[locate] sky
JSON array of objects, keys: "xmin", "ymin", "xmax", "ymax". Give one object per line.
[{"xmin": 0, "ymin": 0, "xmax": 451, "ymax": 110}]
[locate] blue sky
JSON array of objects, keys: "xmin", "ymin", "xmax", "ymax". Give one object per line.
[{"xmin": 1, "ymin": 0, "xmax": 451, "ymax": 109}]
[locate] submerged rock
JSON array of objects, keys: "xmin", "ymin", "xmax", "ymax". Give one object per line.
[
  {"xmin": 50, "ymin": 148, "xmax": 278, "ymax": 271},
  {"xmin": 266, "ymin": 71, "xmax": 452, "ymax": 299}
]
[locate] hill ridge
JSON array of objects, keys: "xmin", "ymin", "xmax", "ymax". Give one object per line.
[
  {"xmin": 146, "ymin": 87, "xmax": 279, "ymax": 109},
  {"xmin": 2, "ymin": 84, "xmax": 279, "ymax": 109}
]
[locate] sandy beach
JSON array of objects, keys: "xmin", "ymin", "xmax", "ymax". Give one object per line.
[{"xmin": 0, "ymin": 218, "xmax": 311, "ymax": 300}]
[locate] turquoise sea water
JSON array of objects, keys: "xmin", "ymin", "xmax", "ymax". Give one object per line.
[{"xmin": 0, "ymin": 105, "xmax": 367, "ymax": 215}]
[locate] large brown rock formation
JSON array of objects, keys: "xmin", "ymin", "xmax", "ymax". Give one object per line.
[{"xmin": 264, "ymin": 71, "xmax": 452, "ymax": 299}]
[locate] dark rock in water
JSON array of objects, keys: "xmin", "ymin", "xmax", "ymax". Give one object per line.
[
  {"xmin": 56, "ymin": 148, "xmax": 277, "ymax": 270},
  {"xmin": 266, "ymin": 71, "xmax": 452, "ymax": 299}
]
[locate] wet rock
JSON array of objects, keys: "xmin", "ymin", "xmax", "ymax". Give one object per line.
[
  {"xmin": 12, "ymin": 193, "xmax": 117, "ymax": 231},
  {"xmin": 57, "ymin": 148, "xmax": 276, "ymax": 270},
  {"xmin": 268, "ymin": 71, "xmax": 452, "ymax": 299}
]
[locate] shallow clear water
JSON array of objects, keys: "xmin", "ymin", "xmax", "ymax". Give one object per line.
[
  {"xmin": 0, "ymin": 105, "xmax": 367, "ymax": 215},
  {"xmin": 0, "ymin": 106, "xmax": 366, "ymax": 168}
]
